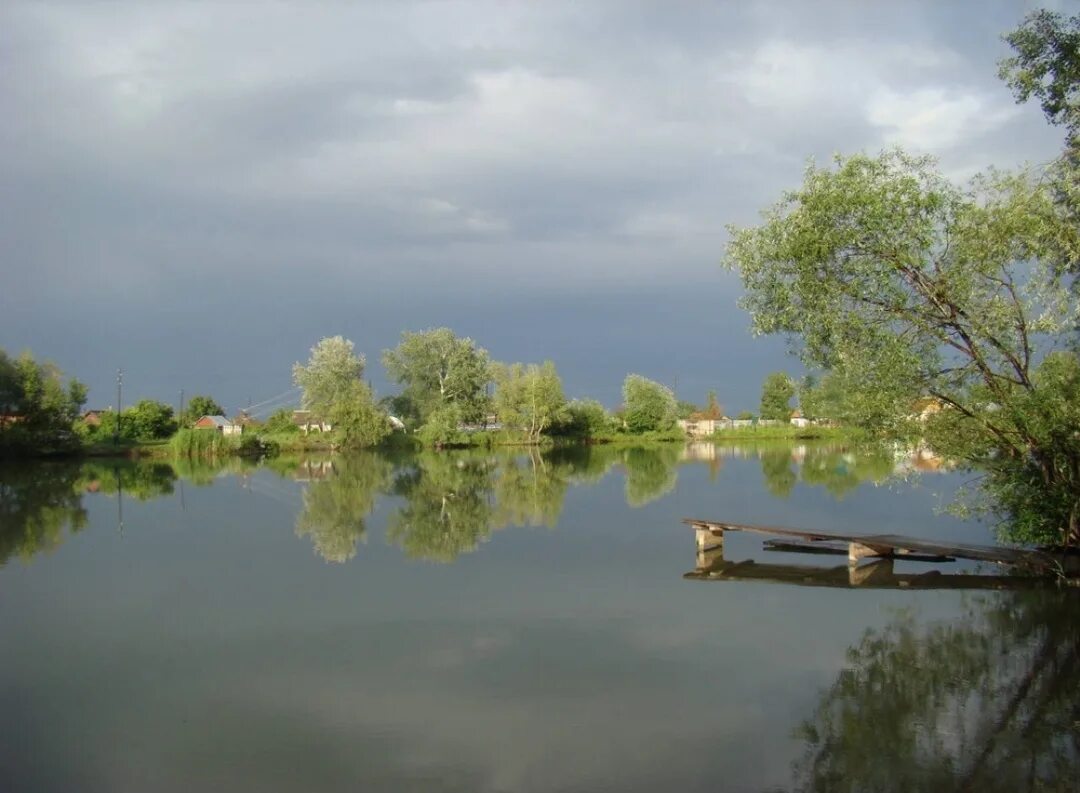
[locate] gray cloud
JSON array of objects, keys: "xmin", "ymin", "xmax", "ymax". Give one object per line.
[{"xmin": 0, "ymin": 0, "xmax": 1073, "ymax": 411}]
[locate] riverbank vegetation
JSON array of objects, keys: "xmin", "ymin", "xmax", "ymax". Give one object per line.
[{"xmin": 726, "ymin": 9, "xmax": 1080, "ymax": 547}]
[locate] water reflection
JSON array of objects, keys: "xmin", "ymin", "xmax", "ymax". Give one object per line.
[
  {"xmin": 0, "ymin": 463, "xmax": 87, "ymax": 565},
  {"xmin": 786, "ymin": 590, "xmax": 1080, "ymax": 792},
  {"xmin": 78, "ymin": 460, "xmax": 177, "ymax": 500},
  {"xmin": 294, "ymin": 453, "xmax": 393, "ymax": 563},
  {"xmin": 0, "ymin": 442, "xmax": 946, "ymax": 566},
  {"xmin": 752, "ymin": 444, "xmax": 896, "ymax": 499}
]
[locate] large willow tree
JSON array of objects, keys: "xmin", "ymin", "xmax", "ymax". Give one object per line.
[{"xmin": 726, "ymin": 150, "xmax": 1079, "ymax": 546}]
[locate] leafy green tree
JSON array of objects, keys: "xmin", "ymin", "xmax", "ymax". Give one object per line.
[
  {"xmin": 726, "ymin": 150, "xmax": 1080, "ymax": 545},
  {"xmin": 676, "ymin": 400, "xmax": 699, "ymax": 420},
  {"xmin": 760, "ymin": 372, "xmax": 796, "ymax": 421},
  {"xmin": 183, "ymin": 395, "xmax": 225, "ymax": 425},
  {"xmin": 736, "ymin": 410, "xmax": 754, "ymax": 421},
  {"xmin": 621, "ymin": 374, "xmax": 677, "ymax": 433},
  {"xmin": 293, "ymin": 336, "xmax": 366, "ymax": 416},
  {"xmin": 1000, "ymin": 10, "xmax": 1080, "ymax": 270},
  {"xmin": 123, "ymin": 399, "xmax": 177, "ymax": 440},
  {"xmin": 493, "ymin": 360, "xmax": 568, "ymax": 443},
  {"xmin": 382, "ymin": 328, "xmax": 492, "ymax": 425},
  {"xmin": 415, "ymin": 403, "xmax": 466, "ymax": 447},
  {"xmin": 330, "ymin": 380, "xmax": 392, "ymax": 448},
  {"xmin": 0, "ymin": 349, "xmax": 86, "ymax": 455},
  {"xmin": 1000, "ymin": 10, "xmax": 1079, "ymax": 149},
  {"xmin": 799, "ymin": 372, "xmax": 847, "ymax": 423},
  {"xmin": 552, "ymin": 398, "xmax": 613, "ymax": 438},
  {"xmin": 0, "ymin": 351, "xmax": 21, "ymax": 415},
  {"xmin": 293, "ymin": 336, "xmax": 389, "ymax": 448}
]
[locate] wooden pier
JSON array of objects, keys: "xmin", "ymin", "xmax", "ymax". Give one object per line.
[{"xmin": 683, "ymin": 518, "xmax": 1065, "ymax": 589}]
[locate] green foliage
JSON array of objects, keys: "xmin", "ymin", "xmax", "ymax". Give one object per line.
[
  {"xmin": 552, "ymin": 398, "xmax": 613, "ymax": 438},
  {"xmin": 263, "ymin": 408, "xmax": 300, "ymax": 434},
  {"xmin": 76, "ymin": 460, "xmax": 178, "ymax": 500},
  {"xmin": 328, "ymin": 380, "xmax": 392, "ymax": 449},
  {"xmin": 387, "ymin": 452, "xmax": 497, "ymax": 561},
  {"xmin": 415, "ymin": 403, "xmax": 467, "ymax": 447},
  {"xmin": 676, "ymin": 400, "xmax": 699, "ymax": 419},
  {"xmin": 736, "ymin": 410, "xmax": 754, "ymax": 420},
  {"xmin": 182, "ymin": 394, "xmax": 225, "ymax": 426},
  {"xmin": 999, "ymin": 10, "xmax": 1080, "ymax": 148},
  {"xmin": 382, "ymin": 328, "xmax": 492, "ymax": 425},
  {"xmin": 123, "ymin": 399, "xmax": 177, "ymax": 440},
  {"xmin": 621, "ymin": 374, "xmax": 677, "ymax": 433},
  {"xmin": 493, "ymin": 451, "xmax": 571, "ymax": 527},
  {"xmin": 792, "ymin": 592, "xmax": 1080, "ymax": 791},
  {"xmin": 622, "ymin": 445, "xmax": 680, "ymax": 506},
  {"xmin": 760, "ymin": 450, "xmax": 797, "ymax": 498},
  {"xmin": 0, "ymin": 348, "xmax": 86, "ymax": 456},
  {"xmin": 799, "ymin": 372, "xmax": 847, "ymax": 422},
  {"xmin": 293, "ymin": 336, "xmax": 366, "ymax": 416},
  {"xmin": 726, "ymin": 149, "xmax": 1080, "ymax": 545},
  {"xmin": 759, "ymin": 371, "xmax": 795, "ymax": 421},
  {"xmin": 930, "ymin": 351, "xmax": 1080, "ymax": 545},
  {"xmin": 293, "ymin": 337, "xmax": 390, "ymax": 448},
  {"xmin": 493, "ymin": 360, "xmax": 568, "ymax": 443},
  {"xmin": 294, "ymin": 453, "xmax": 392, "ymax": 562},
  {"xmin": 0, "ymin": 462, "xmax": 87, "ymax": 564}
]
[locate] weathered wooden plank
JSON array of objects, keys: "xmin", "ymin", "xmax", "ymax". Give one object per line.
[
  {"xmin": 682, "ymin": 518, "xmax": 1058, "ymax": 573},
  {"xmin": 762, "ymin": 538, "xmax": 955, "ymax": 563}
]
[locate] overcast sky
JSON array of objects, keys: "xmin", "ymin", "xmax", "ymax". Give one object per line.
[{"xmin": 1, "ymin": 0, "xmax": 1074, "ymax": 415}]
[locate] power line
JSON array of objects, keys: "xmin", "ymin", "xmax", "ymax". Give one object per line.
[{"xmin": 245, "ymin": 386, "xmax": 302, "ymax": 412}]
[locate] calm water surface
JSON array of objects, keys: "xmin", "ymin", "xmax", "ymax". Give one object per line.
[{"xmin": 1, "ymin": 443, "xmax": 1077, "ymax": 792}]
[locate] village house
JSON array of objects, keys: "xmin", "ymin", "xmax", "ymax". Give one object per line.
[{"xmin": 193, "ymin": 415, "xmax": 242, "ymax": 435}]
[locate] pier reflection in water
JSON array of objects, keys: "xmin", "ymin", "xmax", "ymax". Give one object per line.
[{"xmin": 0, "ymin": 444, "xmax": 1075, "ymax": 792}]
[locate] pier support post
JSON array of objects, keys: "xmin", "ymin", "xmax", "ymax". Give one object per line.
[
  {"xmin": 696, "ymin": 527, "xmax": 724, "ymax": 569},
  {"xmin": 848, "ymin": 541, "xmax": 882, "ymax": 562}
]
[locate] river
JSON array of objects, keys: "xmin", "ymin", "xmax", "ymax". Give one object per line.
[{"xmin": 1, "ymin": 442, "xmax": 1077, "ymax": 792}]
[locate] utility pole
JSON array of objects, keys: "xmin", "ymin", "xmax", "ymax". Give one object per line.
[{"xmin": 114, "ymin": 368, "xmax": 123, "ymax": 445}]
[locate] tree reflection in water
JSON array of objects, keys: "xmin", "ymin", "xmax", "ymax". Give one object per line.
[
  {"xmin": 622, "ymin": 444, "xmax": 681, "ymax": 506},
  {"xmin": 386, "ymin": 452, "xmax": 498, "ymax": 562},
  {"xmin": 754, "ymin": 444, "xmax": 897, "ymax": 500},
  {"xmin": 293, "ymin": 453, "xmax": 392, "ymax": 563},
  {"xmin": 787, "ymin": 590, "xmax": 1080, "ymax": 792},
  {"xmin": 0, "ymin": 463, "xmax": 88, "ymax": 565},
  {"xmin": 493, "ymin": 450, "xmax": 571, "ymax": 528},
  {"xmin": 384, "ymin": 444, "xmax": 688, "ymax": 562}
]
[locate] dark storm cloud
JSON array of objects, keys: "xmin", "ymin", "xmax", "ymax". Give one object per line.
[{"xmin": 0, "ymin": 0, "xmax": 1073, "ymax": 411}]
